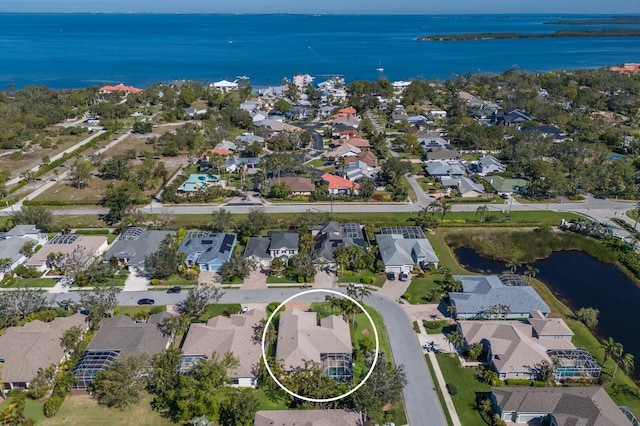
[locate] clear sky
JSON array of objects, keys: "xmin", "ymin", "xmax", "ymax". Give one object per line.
[{"xmin": 0, "ymin": 0, "xmax": 638, "ymax": 14}]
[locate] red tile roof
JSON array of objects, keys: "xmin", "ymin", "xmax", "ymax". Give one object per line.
[
  {"xmin": 321, "ymin": 173, "xmax": 360, "ymax": 190},
  {"xmin": 207, "ymin": 148, "xmax": 233, "ymax": 156},
  {"xmin": 99, "ymin": 83, "xmax": 143, "ymax": 94},
  {"xmin": 338, "ymin": 107, "xmax": 357, "ymax": 114}
]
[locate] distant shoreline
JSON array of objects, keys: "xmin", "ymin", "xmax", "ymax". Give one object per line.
[
  {"xmin": 544, "ymin": 16, "xmax": 640, "ymax": 25},
  {"xmin": 418, "ymin": 28, "xmax": 640, "ymax": 41}
]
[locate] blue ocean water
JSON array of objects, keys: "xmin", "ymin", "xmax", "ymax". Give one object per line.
[{"xmin": 1, "ymin": 13, "xmax": 639, "ymax": 89}]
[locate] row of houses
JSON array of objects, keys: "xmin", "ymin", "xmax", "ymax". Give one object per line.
[{"xmin": 1, "ymin": 307, "xmax": 353, "ymax": 394}]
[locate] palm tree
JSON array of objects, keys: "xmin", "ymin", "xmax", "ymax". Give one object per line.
[
  {"xmin": 478, "ymin": 398, "xmax": 493, "ymax": 419},
  {"xmin": 446, "ymin": 304, "xmax": 457, "ymax": 319},
  {"xmin": 505, "ymin": 258, "xmax": 521, "ymax": 274},
  {"xmin": 476, "ymin": 205, "xmax": 489, "ymax": 223},
  {"xmin": 356, "ymin": 285, "xmax": 372, "ymax": 303},
  {"xmin": 445, "ymin": 330, "xmax": 464, "ymax": 355},
  {"xmin": 619, "ymin": 353, "xmax": 635, "ymax": 377},
  {"xmin": 346, "ymin": 284, "xmax": 358, "ymax": 301},
  {"xmin": 600, "ymin": 337, "xmax": 623, "ymax": 366},
  {"xmin": 524, "ymin": 265, "xmax": 539, "ymax": 284},
  {"xmin": 439, "ymin": 199, "xmax": 451, "ymax": 222}
]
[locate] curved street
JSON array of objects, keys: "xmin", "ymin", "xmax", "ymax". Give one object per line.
[{"xmin": 51, "ymin": 288, "xmax": 448, "ymax": 426}]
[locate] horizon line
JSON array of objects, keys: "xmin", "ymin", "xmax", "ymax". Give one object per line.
[{"xmin": 1, "ymin": 12, "xmax": 639, "ymax": 16}]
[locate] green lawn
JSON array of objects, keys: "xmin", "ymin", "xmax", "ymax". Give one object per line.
[
  {"xmin": 160, "ymin": 274, "xmax": 198, "ymax": 287},
  {"xmin": 337, "ymin": 270, "xmax": 386, "ymax": 287},
  {"xmin": 425, "ymin": 355, "xmax": 454, "ymax": 426},
  {"xmin": 403, "ymin": 274, "xmax": 444, "ymax": 304},
  {"xmin": 426, "ymin": 231, "xmax": 472, "ymax": 275},
  {"xmin": 255, "ymin": 387, "xmax": 288, "ymax": 410},
  {"xmin": 0, "ymin": 396, "xmax": 46, "ymax": 424},
  {"xmin": 197, "ymin": 303, "xmax": 243, "ymax": 322},
  {"xmin": 40, "ymin": 393, "xmax": 174, "ymax": 426},
  {"xmin": 9, "ymin": 277, "xmax": 57, "ymax": 288},
  {"xmin": 116, "ymin": 305, "xmax": 167, "ymax": 316},
  {"xmin": 423, "ymin": 320, "xmax": 456, "ymax": 335},
  {"xmin": 266, "ymin": 276, "xmax": 297, "ymax": 284},
  {"xmin": 435, "ymin": 353, "xmax": 491, "ymax": 426}
]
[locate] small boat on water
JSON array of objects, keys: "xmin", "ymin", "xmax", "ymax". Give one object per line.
[{"xmin": 376, "ymin": 60, "xmax": 384, "ymax": 72}]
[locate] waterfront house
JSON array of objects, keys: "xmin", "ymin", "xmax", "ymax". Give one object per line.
[
  {"xmin": 211, "ymin": 79, "xmax": 238, "ymax": 92},
  {"xmin": 376, "ymin": 226, "xmax": 438, "ymax": 273},
  {"xmin": 449, "ymin": 275, "xmax": 550, "ymax": 320}
]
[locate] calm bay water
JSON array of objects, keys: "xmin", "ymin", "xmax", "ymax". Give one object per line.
[
  {"xmin": 1, "ymin": 14, "xmax": 640, "ymax": 89},
  {"xmin": 455, "ymin": 247, "xmax": 640, "ymax": 371}
]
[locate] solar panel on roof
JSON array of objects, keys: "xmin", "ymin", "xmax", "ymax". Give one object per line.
[
  {"xmin": 221, "ymin": 234, "xmax": 235, "ymax": 252},
  {"xmin": 50, "ymin": 234, "xmax": 80, "ymax": 244},
  {"xmin": 379, "ymin": 226, "xmax": 426, "ymax": 239},
  {"xmin": 202, "ymin": 240, "xmax": 213, "ymax": 245}
]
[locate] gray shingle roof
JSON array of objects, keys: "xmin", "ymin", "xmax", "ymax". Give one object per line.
[
  {"xmin": 244, "ymin": 237, "xmax": 271, "ymax": 260},
  {"xmin": 87, "ymin": 313, "xmax": 173, "ymax": 356},
  {"xmin": 177, "ymin": 232, "xmax": 237, "ymax": 265},
  {"xmin": 313, "ymin": 222, "xmax": 366, "ymax": 263},
  {"xmin": 376, "ymin": 234, "xmax": 438, "ymax": 268},
  {"xmin": 103, "ymin": 227, "xmax": 175, "ymax": 268},
  {"xmin": 268, "ymin": 232, "xmax": 299, "ymax": 251},
  {"xmin": 450, "ymin": 275, "xmax": 550, "ymax": 318},
  {"xmin": 492, "ymin": 387, "xmax": 631, "ymax": 426}
]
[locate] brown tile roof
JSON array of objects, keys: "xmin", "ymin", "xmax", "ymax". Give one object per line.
[
  {"xmin": 254, "ymin": 409, "xmax": 361, "ymax": 426},
  {"xmin": 270, "ymin": 176, "xmax": 315, "ymax": 193},
  {"xmin": 492, "ymin": 387, "xmax": 631, "ymax": 426},
  {"xmin": 181, "ymin": 309, "xmax": 264, "ymax": 379},
  {"xmin": 276, "ymin": 309, "xmax": 352, "ymax": 370},
  {"xmin": 345, "ymin": 151, "xmax": 377, "ymax": 167},
  {"xmin": 99, "ymin": 84, "xmax": 143, "ymax": 94},
  {"xmin": 339, "ymin": 137, "xmax": 370, "ymax": 148},
  {"xmin": 0, "ymin": 314, "xmax": 87, "ymax": 384}
]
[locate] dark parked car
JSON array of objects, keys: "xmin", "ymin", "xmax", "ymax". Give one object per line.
[
  {"xmin": 387, "ymin": 271, "xmax": 396, "ymax": 281},
  {"xmin": 137, "ymin": 298, "xmax": 155, "ymax": 305},
  {"xmin": 166, "ymin": 286, "xmax": 181, "ymax": 294}
]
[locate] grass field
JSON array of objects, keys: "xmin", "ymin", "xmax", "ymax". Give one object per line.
[
  {"xmin": 40, "ymin": 393, "xmax": 175, "ymax": 426},
  {"xmin": 435, "ymin": 353, "xmax": 490, "ymax": 426},
  {"xmin": 7, "ymin": 277, "xmax": 57, "ymax": 288},
  {"xmin": 403, "ymin": 274, "xmax": 443, "ymax": 304},
  {"xmin": 425, "ymin": 355, "xmax": 454, "ymax": 426}
]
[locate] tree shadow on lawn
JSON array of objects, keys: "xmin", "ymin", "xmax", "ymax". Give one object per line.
[{"xmin": 264, "ymin": 387, "xmax": 288, "ymax": 404}]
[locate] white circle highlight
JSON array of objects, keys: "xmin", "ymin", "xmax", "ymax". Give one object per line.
[{"xmin": 261, "ymin": 288, "xmax": 380, "ymax": 403}]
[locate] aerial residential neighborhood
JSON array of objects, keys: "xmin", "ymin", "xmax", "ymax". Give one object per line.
[{"xmin": 0, "ymin": 63, "xmax": 640, "ymax": 426}]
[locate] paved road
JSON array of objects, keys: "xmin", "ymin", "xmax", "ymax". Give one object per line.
[
  {"xmin": 298, "ymin": 123, "xmax": 324, "ymax": 151},
  {"xmin": 52, "ymin": 288, "xmax": 447, "ymax": 426}
]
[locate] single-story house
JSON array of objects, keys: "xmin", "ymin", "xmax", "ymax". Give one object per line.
[
  {"xmin": 449, "ymin": 275, "xmax": 550, "ymax": 320},
  {"xmin": 103, "ymin": 227, "xmax": 175, "ymax": 273},
  {"xmin": 425, "ymin": 147, "xmax": 462, "ymax": 161},
  {"xmin": 25, "ymin": 234, "xmax": 108, "ymax": 272},
  {"xmin": 177, "ymin": 174, "xmax": 226, "ymax": 193},
  {"xmin": 425, "ymin": 160, "xmax": 467, "ymax": 177},
  {"xmin": 239, "ymin": 100, "xmax": 262, "ymax": 112},
  {"xmin": 472, "ymin": 155, "xmax": 506, "ymax": 176},
  {"xmin": 184, "ymin": 107, "xmax": 207, "ymax": 117},
  {"xmin": 321, "ymin": 173, "xmax": 360, "ymax": 195},
  {"xmin": 181, "ymin": 309, "xmax": 264, "ymax": 387},
  {"xmin": 337, "ymin": 137, "xmax": 370, "ymax": 148},
  {"xmin": 224, "ymin": 157, "xmax": 261, "ymax": 173},
  {"xmin": 244, "ymin": 232, "xmax": 299, "ymax": 267},
  {"xmin": 269, "ymin": 176, "xmax": 315, "ymax": 196},
  {"xmin": 319, "ymin": 105, "xmax": 338, "ymax": 118},
  {"xmin": 312, "ymin": 222, "xmax": 366, "ymax": 268},
  {"xmin": 459, "ymin": 310, "xmax": 576, "ymax": 380},
  {"xmin": 491, "ymin": 387, "xmax": 631, "ymax": 425},
  {"xmin": 440, "ymin": 176, "xmax": 485, "ymax": 197},
  {"xmin": 215, "ymin": 140, "xmax": 237, "ymax": 152},
  {"xmin": 73, "ymin": 313, "xmax": 174, "ymax": 390},
  {"xmin": 419, "ymin": 137, "xmax": 449, "ymax": 150},
  {"xmin": 254, "ymin": 410, "xmax": 361, "ymax": 426},
  {"xmin": 177, "ymin": 232, "xmax": 237, "ymax": 272},
  {"xmin": 99, "ymin": 83, "xmax": 143, "ymax": 94},
  {"xmin": 276, "ymin": 309, "xmax": 353, "ymax": 383},
  {"xmin": 487, "ymin": 176, "xmax": 528, "ymax": 195},
  {"xmin": 0, "ymin": 224, "xmax": 49, "ymax": 272},
  {"xmin": 235, "ymin": 133, "xmax": 265, "ymax": 144},
  {"xmin": 207, "ymin": 148, "xmax": 233, "ymax": 157},
  {"xmin": 376, "ymin": 226, "xmax": 438, "ymax": 273},
  {"xmin": 0, "ymin": 314, "xmax": 86, "ymax": 391},
  {"xmin": 326, "ymin": 143, "xmax": 361, "ymax": 159}
]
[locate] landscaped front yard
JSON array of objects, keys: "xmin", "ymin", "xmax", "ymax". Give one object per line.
[
  {"xmin": 337, "ymin": 270, "xmax": 385, "ymax": 287},
  {"xmin": 403, "ymin": 274, "xmax": 444, "ymax": 304},
  {"xmin": 435, "ymin": 353, "xmax": 490, "ymax": 426}
]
